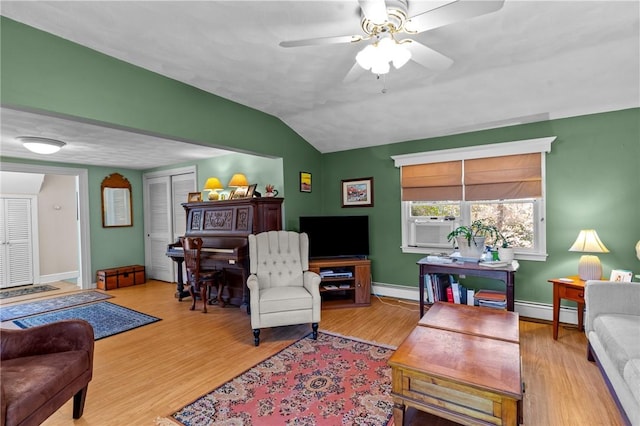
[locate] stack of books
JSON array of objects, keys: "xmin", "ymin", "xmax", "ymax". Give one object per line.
[{"xmin": 474, "ymin": 289, "xmax": 507, "ymax": 309}]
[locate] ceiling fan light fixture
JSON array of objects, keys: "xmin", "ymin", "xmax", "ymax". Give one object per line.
[
  {"xmin": 355, "ymin": 36, "xmax": 411, "ymax": 74},
  {"xmin": 18, "ymin": 136, "xmax": 66, "ymax": 154}
]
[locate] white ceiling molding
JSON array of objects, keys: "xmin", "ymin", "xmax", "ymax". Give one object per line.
[{"xmin": 391, "ymin": 137, "xmax": 556, "ymax": 167}]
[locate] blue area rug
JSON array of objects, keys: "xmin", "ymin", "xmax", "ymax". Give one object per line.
[
  {"xmin": 13, "ymin": 301, "xmax": 161, "ymax": 340},
  {"xmin": 0, "ymin": 284, "xmax": 59, "ymax": 299},
  {"xmin": 0, "ymin": 291, "xmax": 112, "ymax": 322}
]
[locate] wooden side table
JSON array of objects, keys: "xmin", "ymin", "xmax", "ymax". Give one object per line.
[{"xmin": 548, "ymin": 275, "xmax": 586, "ymax": 340}]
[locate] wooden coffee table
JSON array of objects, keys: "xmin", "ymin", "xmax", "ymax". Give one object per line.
[
  {"xmin": 418, "ymin": 302, "xmax": 520, "ymax": 343},
  {"xmin": 390, "ymin": 304, "xmax": 522, "ymax": 426}
]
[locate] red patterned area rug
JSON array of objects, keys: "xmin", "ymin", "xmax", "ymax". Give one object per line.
[{"xmin": 157, "ymin": 331, "xmax": 396, "ymax": 426}]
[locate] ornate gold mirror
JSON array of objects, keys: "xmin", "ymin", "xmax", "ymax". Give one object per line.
[{"xmin": 101, "ymin": 173, "xmax": 132, "ymax": 227}]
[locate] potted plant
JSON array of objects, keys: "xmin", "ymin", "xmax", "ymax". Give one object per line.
[
  {"xmin": 497, "ymin": 235, "xmax": 515, "ymax": 262},
  {"xmin": 447, "ymin": 219, "xmax": 502, "ymax": 259}
]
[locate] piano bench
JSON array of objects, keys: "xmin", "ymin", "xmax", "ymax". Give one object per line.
[{"xmin": 97, "ymin": 265, "xmax": 146, "ymax": 290}]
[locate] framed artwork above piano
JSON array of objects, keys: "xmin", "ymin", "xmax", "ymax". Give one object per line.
[{"xmin": 166, "ymin": 197, "xmax": 283, "ymax": 310}]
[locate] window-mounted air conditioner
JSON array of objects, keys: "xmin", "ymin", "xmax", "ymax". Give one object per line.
[{"xmin": 409, "ymin": 217, "xmax": 458, "ymax": 248}]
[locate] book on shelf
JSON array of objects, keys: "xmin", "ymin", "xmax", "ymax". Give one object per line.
[
  {"xmin": 478, "ymin": 299, "xmax": 507, "ymax": 309},
  {"xmin": 339, "ymin": 284, "xmax": 350, "ymax": 289},
  {"xmin": 467, "ymin": 289, "xmax": 475, "ymax": 306},
  {"xmin": 475, "ymin": 289, "xmax": 506, "ymax": 303},
  {"xmin": 424, "ymin": 274, "xmax": 435, "ymax": 304},
  {"xmin": 446, "ymin": 286, "xmax": 454, "ymax": 303},
  {"xmin": 451, "ymin": 282, "xmax": 461, "ymax": 304}
]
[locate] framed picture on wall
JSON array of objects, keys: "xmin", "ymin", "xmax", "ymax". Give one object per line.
[
  {"xmin": 300, "ymin": 172, "xmax": 312, "ymax": 193},
  {"xmin": 341, "ymin": 177, "xmax": 374, "ymax": 208},
  {"xmin": 188, "ymin": 192, "xmax": 202, "ymax": 202}
]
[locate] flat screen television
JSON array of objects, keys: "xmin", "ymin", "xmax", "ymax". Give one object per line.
[{"xmin": 299, "ymin": 215, "xmax": 369, "ymax": 259}]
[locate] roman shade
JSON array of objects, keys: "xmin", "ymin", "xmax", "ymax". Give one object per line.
[
  {"xmin": 465, "ymin": 153, "xmax": 542, "ymax": 201},
  {"xmin": 401, "ymin": 161, "xmax": 462, "ymax": 201},
  {"xmin": 401, "ymin": 153, "xmax": 542, "ymax": 202}
]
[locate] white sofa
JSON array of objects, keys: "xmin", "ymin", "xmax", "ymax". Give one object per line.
[{"xmin": 585, "ymin": 280, "xmax": 640, "ymax": 426}]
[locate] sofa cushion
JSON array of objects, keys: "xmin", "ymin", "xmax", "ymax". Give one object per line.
[
  {"xmin": 259, "ymin": 286, "xmax": 312, "ymax": 314},
  {"xmin": 1, "ymin": 350, "xmax": 90, "ymax": 425},
  {"xmin": 593, "ymin": 313, "xmax": 640, "ymax": 376},
  {"xmin": 624, "ymin": 358, "xmax": 640, "ymax": 404}
]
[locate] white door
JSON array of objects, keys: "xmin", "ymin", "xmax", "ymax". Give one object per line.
[
  {"xmin": 0, "ymin": 198, "xmax": 34, "ymax": 288},
  {"xmin": 144, "ymin": 176, "xmax": 173, "ymax": 282},
  {"xmin": 172, "ymin": 173, "xmax": 196, "ymax": 241},
  {"xmin": 143, "ymin": 167, "xmax": 196, "ymax": 283}
]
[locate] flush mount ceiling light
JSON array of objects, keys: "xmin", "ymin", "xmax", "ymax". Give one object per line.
[{"xmin": 18, "ymin": 136, "xmax": 66, "ymax": 154}]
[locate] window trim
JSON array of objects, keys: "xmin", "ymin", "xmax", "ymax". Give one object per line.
[{"xmin": 394, "ymin": 137, "xmax": 555, "ymax": 261}]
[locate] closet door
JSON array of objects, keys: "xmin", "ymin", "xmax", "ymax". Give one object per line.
[
  {"xmin": 143, "ymin": 167, "xmax": 196, "ymax": 283},
  {"xmin": 144, "ymin": 176, "xmax": 173, "ymax": 282},
  {"xmin": 0, "ymin": 198, "xmax": 34, "ymax": 288}
]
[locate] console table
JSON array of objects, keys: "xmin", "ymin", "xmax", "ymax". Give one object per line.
[{"xmin": 418, "ymin": 258, "xmax": 517, "ymax": 316}]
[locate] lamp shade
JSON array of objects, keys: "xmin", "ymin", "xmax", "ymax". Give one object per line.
[
  {"xmin": 568, "ymin": 230, "xmax": 609, "ymax": 253},
  {"xmin": 18, "ymin": 136, "xmax": 66, "ymax": 154},
  {"xmin": 203, "ymin": 177, "xmax": 223, "ymax": 191},
  {"xmin": 569, "ymin": 230, "xmax": 609, "ymax": 281},
  {"xmin": 228, "ymin": 173, "xmax": 249, "ymax": 187}
]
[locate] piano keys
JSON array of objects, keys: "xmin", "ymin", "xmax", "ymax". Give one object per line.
[{"xmin": 166, "ymin": 197, "xmax": 283, "ymax": 310}]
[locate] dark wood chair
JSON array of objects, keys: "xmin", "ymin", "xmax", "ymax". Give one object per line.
[{"xmin": 181, "ymin": 237, "xmax": 226, "ymax": 313}]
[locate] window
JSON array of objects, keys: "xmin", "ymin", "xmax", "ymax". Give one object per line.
[{"xmin": 393, "ymin": 137, "xmax": 555, "ymax": 261}]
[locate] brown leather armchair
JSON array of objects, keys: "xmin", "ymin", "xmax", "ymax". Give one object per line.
[{"xmin": 1, "ymin": 319, "xmax": 94, "ymax": 426}]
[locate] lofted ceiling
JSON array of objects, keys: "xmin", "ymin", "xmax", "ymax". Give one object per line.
[{"xmin": 1, "ymin": 1, "xmax": 638, "ymax": 169}]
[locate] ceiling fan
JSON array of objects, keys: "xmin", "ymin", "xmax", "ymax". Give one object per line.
[{"xmin": 280, "ymin": 0, "xmax": 505, "ymax": 80}]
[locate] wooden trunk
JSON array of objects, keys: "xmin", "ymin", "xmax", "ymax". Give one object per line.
[{"xmin": 97, "ymin": 265, "xmax": 146, "ymax": 290}]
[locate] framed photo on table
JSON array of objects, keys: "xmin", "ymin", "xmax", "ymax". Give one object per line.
[
  {"xmin": 341, "ymin": 177, "xmax": 374, "ymax": 208},
  {"xmin": 610, "ymin": 269, "xmax": 633, "ymax": 282}
]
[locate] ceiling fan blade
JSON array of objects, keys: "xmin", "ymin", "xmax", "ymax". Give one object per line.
[
  {"xmin": 405, "ymin": 40, "xmax": 454, "ymax": 70},
  {"xmin": 358, "ymin": 0, "xmax": 389, "ymax": 25},
  {"xmin": 343, "ymin": 62, "xmax": 366, "ymax": 84},
  {"xmin": 280, "ymin": 34, "xmax": 364, "ymax": 48},
  {"xmin": 405, "ymin": 0, "xmax": 505, "ymax": 34}
]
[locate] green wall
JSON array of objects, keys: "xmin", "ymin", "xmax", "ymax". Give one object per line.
[
  {"xmin": 1, "ymin": 17, "xmax": 323, "ymax": 278},
  {"xmin": 320, "ymin": 108, "xmax": 640, "ymax": 304},
  {"xmin": 0, "ymin": 157, "xmax": 147, "ymax": 273},
  {"xmin": 2, "ymin": 17, "xmax": 638, "ymax": 305}
]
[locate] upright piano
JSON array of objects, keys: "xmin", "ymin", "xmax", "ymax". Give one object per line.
[{"xmin": 166, "ymin": 197, "xmax": 283, "ymax": 310}]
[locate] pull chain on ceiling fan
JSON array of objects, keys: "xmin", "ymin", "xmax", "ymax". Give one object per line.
[{"xmin": 279, "ymin": 0, "xmax": 505, "ymax": 79}]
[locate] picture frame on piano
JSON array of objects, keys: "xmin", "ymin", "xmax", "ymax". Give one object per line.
[
  {"xmin": 246, "ymin": 184, "xmax": 257, "ymax": 198},
  {"xmin": 188, "ymin": 192, "xmax": 202, "ymax": 202},
  {"xmin": 231, "ymin": 186, "xmax": 249, "ymax": 199}
]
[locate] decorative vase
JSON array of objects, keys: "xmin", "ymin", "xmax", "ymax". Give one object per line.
[
  {"xmin": 498, "ymin": 247, "xmax": 515, "ymax": 262},
  {"xmin": 456, "ymin": 236, "xmax": 486, "ymax": 259}
]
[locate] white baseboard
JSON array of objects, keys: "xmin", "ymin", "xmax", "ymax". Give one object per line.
[
  {"xmin": 371, "ymin": 282, "xmax": 582, "ymax": 325},
  {"xmin": 39, "ymin": 271, "xmax": 79, "ymax": 284}
]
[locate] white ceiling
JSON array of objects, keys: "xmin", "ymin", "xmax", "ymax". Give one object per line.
[
  {"xmin": 0, "ymin": 108, "xmax": 233, "ymax": 170},
  {"xmin": 1, "ymin": 1, "xmax": 638, "ymax": 169}
]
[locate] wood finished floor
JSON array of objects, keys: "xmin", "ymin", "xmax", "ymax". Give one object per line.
[{"xmin": 5, "ymin": 280, "xmax": 623, "ymax": 425}]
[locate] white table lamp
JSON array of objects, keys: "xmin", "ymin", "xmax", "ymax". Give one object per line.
[{"xmin": 569, "ymin": 229, "xmax": 609, "ymax": 280}]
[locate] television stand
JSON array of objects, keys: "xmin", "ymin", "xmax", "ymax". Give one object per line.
[{"xmin": 309, "ymin": 258, "xmax": 371, "ymax": 309}]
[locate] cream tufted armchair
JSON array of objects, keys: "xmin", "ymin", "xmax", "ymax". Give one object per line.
[{"xmin": 247, "ymin": 231, "xmax": 321, "ymax": 346}]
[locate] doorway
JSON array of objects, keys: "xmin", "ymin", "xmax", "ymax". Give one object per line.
[{"xmin": 0, "ymin": 163, "xmax": 91, "ymax": 289}]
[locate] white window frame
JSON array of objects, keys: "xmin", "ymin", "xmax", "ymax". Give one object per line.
[{"xmin": 392, "ymin": 137, "xmax": 555, "ymax": 261}]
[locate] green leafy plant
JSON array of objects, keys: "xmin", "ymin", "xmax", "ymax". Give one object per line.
[{"xmin": 447, "ymin": 219, "xmax": 504, "ymax": 247}]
